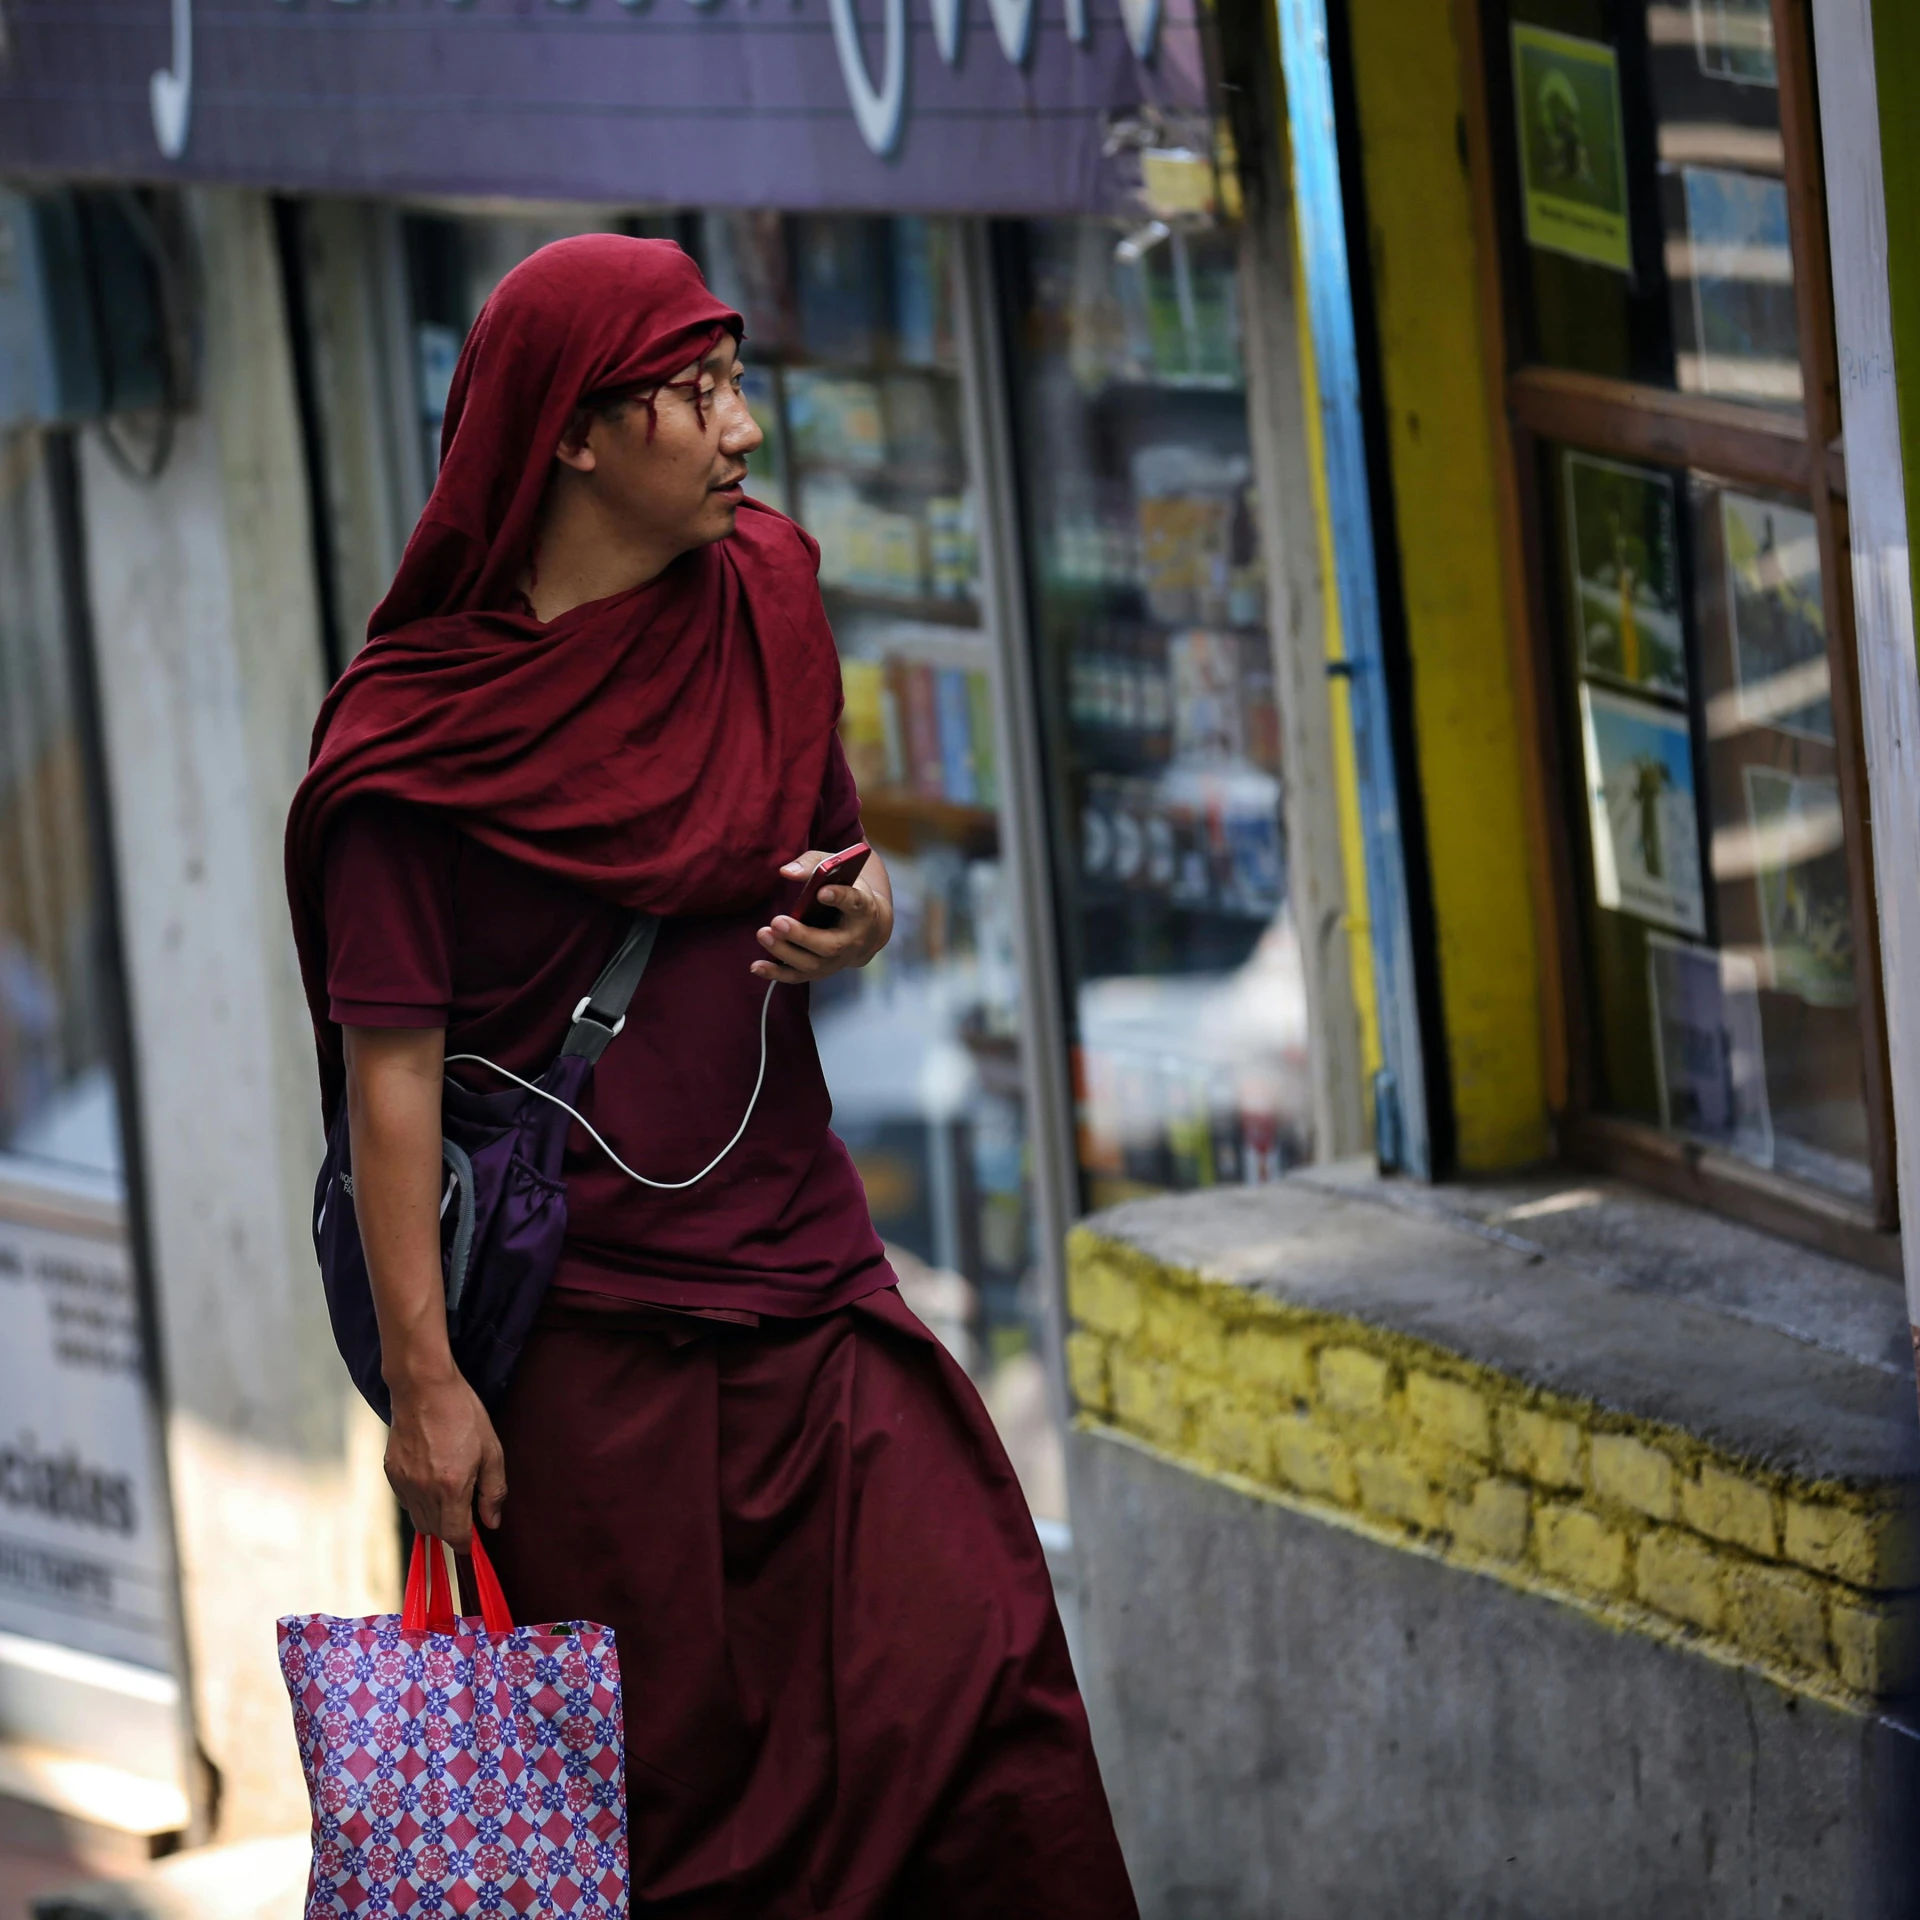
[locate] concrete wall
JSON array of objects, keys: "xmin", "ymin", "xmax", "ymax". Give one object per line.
[
  {"xmin": 77, "ymin": 189, "xmax": 392, "ymax": 1838},
  {"xmin": 1067, "ymin": 1171, "xmax": 1920, "ymax": 1915},
  {"xmin": 1074, "ymin": 1428, "xmax": 1920, "ymax": 1920}
]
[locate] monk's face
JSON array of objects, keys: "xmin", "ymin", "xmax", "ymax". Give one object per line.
[{"xmin": 572, "ymin": 338, "xmax": 765, "ymax": 557}]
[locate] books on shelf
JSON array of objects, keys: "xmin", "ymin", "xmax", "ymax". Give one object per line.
[{"xmin": 839, "ymin": 650, "xmax": 999, "ymax": 814}]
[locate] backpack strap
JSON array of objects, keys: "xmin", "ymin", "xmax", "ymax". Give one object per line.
[{"xmin": 561, "ymin": 915, "xmax": 661, "ymax": 1063}]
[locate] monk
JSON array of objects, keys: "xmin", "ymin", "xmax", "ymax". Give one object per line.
[{"xmin": 285, "ymin": 235, "xmax": 1138, "ymax": 1917}]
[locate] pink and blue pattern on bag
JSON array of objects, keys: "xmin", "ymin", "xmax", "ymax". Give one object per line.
[{"xmin": 278, "ymin": 1535, "xmax": 628, "ymax": 1917}]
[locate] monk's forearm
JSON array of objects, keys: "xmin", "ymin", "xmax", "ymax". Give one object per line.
[{"xmin": 342, "ymin": 1025, "xmax": 455, "ymax": 1395}]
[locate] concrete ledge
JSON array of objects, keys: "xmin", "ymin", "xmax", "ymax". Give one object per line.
[{"xmin": 1067, "ymin": 1166, "xmax": 1920, "ymax": 1711}]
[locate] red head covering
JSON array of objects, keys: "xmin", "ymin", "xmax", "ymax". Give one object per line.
[{"xmin": 284, "ymin": 234, "xmax": 844, "ymax": 1122}]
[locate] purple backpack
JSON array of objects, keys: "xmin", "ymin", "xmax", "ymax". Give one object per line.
[{"xmin": 312, "ymin": 916, "xmax": 660, "ymax": 1422}]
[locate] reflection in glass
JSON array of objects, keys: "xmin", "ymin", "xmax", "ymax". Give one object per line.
[
  {"xmin": 1548, "ymin": 441, "xmax": 1870, "ymax": 1200},
  {"xmin": 0, "ymin": 432, "xmax": 121, "ymax": 1190},
  {"xmin": 1008, "ymin": 220, "xmax": 1310, "ymax": 1215},
  {"xmin": 1499, "ymin": 0, "xmax": 1801, "ymax": 405}
]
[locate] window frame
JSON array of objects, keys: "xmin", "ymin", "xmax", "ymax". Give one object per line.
[{"xmin": 1450, "ymin": 0, "xmax": 1899, "ymax": 1273}]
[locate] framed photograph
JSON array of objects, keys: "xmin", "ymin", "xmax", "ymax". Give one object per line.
[
  {"xmin": 1647, "ymin": 935, "xmax": 1772, "ymax": 1167},
  {"xmin": 1511, "ymin": 25, "xmax": 1632, "ymax": 273},
  {"xmin": 1742, "ymin": 766, "xmax": 1856, "ymax": 1006},
  {"xmin": 1580, "ymin": 685, "xmax": 1706, "ymax": 936},
  {"xmin": 1692, "ymin": 0, "xmax": 1778, "ymax": 87},
  {"xmin": 1564, "ymin": 451, "xmax": 1685, "ymax": 698},
  {"xmin": 1721, "ymin": 491, "xmax": 1831, "ymax": 742},
  {"xmin": 1681, "ymin": 169, "xmax": 1800, "ymax": 405}
]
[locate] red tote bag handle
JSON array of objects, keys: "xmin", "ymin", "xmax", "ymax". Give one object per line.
[{"xmin": 403, "ymin": 1531, "xmax": 514, "ymax": 1636}]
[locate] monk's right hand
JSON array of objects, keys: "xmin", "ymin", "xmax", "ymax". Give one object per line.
[{"xmin": 384, "ymin": 1370, "xmax": 507, "ymax": 1552}]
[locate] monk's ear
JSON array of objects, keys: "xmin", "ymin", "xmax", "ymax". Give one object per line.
[{"xmin": 554, "ymin": 408, "xmax": 598, "ymax": 474}]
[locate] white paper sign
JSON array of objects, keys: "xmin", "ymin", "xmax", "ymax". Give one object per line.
[{"xmin": 0, "ymin": 1209, "xmax": 174, "ymax": 1673}]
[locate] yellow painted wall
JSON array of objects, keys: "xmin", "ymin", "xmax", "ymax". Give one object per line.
[{"xmin": 1343, "ymin": 0, "xmax": 1549, "ymax": 1169}]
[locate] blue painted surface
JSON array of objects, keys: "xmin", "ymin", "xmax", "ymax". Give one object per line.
[{"xmin": 1273, "ymin": 0, "xmax": 1431, "ymax": 1177}]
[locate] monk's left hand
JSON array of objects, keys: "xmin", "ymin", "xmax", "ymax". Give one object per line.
[{"xmin": 753, "ymin": 848, "xmax": 893, "ymax": 985}]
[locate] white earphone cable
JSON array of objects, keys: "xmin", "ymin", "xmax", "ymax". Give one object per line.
[{"xmin": 445, "ymin": 980, "xmax": 776, "ymax": 1192}]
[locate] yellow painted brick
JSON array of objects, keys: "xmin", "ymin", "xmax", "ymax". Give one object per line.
[
  {"xmin": 1065, "ymin": 1330, "xmax": 1112, "ymax": 1416},
  {"xmin": 1589, "ymin": 1432, "xmax": 1677, "ymax": 1521},
  {"xmin": 1318, "ymin": 1345, "xmax": 1392, "ymax": 1421},
  {"xmin": 1141, "ymin": 1285, "xmax": 1227, "ymax": 1375},
  {"xmin": 1830, "ymin": 1596, "xmax": 1920, "ymax": 1698},
  {"xmin": 1273, "ymin": 1416, "xmax": 1358, "ymax": 1505},
  {"xmin": 1406, "ymin": 1371, "xmax": 1492, "ymax": 1459},
  {"xmin": 1497, "ymin": 1406, "xmax": 1584, "ymax": 1490},
  {"xmin": 1682, "ymin": 1465, "xmax": 1778, "ymax": 1558},
  {"xmin": 1224, "ymin": 1325, "xmax": 1316, "ymax": 1401},
  {"xmin": 1634, "ymin": 1527, "xmax": 1726, "ymax": 1632},
  {"xmin": 1783, "ymin": 1499, "xmax": 1920, "ymax": 1591},
  {"xmin": 1534, "ymin": 1501, "xmax": 1629, "ymax": 1595},
  {"xmin": 1195, "ymin": 1394, "xmax": 1272, "ymax": 1482},
  {"xmin": 1724, "ymin": 1562, "xmax": 1830, "ymax": 1674},
  {"xmin": 1353, "ymin": 1448, "xmax": 1444, "ymax": 1532},
  {"xmin": 1110, "ymin": 1348, "xmax": 1187, "ymax": 1445},
  {"xmin": 1068, "ymin": 1254, "xmax": 1144, "ymax": 1339},
  {"xmin": 1446, "ymin": 1476, "xmax": 1531, "ymax": 1561}
]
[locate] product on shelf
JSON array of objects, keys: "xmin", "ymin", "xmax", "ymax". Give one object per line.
[
  {"xmin": 792, "ymin": 217, "xmax": 890, "ymax": 364},
  {"xmin": 967, "ymin": 670, "xmax": 999, "ymax": 808},
  {"xmin": 1079, "ymin": 762, "xmax": 1284, "ymax": 918},
  {"xmin": 882, "ymin": 373, "xmax": 953, "ymax": 481},
  {"xmin": 927, "ymin": 493, "xmax": 979, "ymax": 602},
  {"xmin": 840, "ymin": 659, "xmax": 892, "ymax": 793},
  {"xmin": 787, "ymin": 370, "xmax": 886, "ymax": 470},
  {"xmin": 935, "ymin": 668, "xmax": 977, "ymax": 805},
  {"xmin": 1169, "ymin": 629, "xmax": 1245, "ymax": 763},
  {"xmin": 806, "ymin": 477, "xmax": 928, "ymax": 598},
  {"xmin": 1132, "ymin": 445, "xmax": 1253, "ymax": 625}
]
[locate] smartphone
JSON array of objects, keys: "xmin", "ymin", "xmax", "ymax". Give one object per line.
[{"xmin": 789, "ymin": 842, "xmax": 871, "ymax": 928}]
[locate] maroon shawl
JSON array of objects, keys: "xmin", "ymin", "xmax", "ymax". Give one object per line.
[{"xmin": 285, "ymin": 235, "xmax": 843, "ymax": 1123}]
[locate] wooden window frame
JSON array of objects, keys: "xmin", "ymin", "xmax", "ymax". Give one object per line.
[{"xmin": 1451, "ymin": 0, "xmax": 1900, "ymax": 1276}]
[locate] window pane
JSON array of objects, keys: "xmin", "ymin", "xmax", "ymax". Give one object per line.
[
  {"xmin": 1006, "ymin": 220, "xmax": 1310, "ymax": 1213},
  {"xmin": 1546, "ymin": 442, "xmax": 1870, "ymax": 1199},
  {"xmin": 0, "ymin": 431, "xmax": 121, "ymax": 1189},
  {"xmin": 1496, "ymin": 0, "xmax": 1802, "ymax": 408}
]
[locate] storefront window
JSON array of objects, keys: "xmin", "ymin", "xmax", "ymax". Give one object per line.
[
  {"xmin": 1547, "ymin": 446, "xmax": 1869, "ymax": 1199},
  {"xmin": 1497, "ymin": 0, "xmax": 1802, "ymax": 408},
  {"xmin": 1469, "ymin": 0, "xmax": 1890, "ymax": 1246},
  {"xmin": 1005, "ymin": 220, "xmax": 1310, "ymax": 1213},
  {"xmin": 0, "ymin": 430, "xmax": 121, "ymax": 1192},
  {"xmin": 702, "ymin": 212, "xmax": 1058, "ymax": 1512}
]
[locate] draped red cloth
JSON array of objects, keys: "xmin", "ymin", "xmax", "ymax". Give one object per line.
[{"xmin": 283, "ymin": 235, "xmax": 843, "ymax": 1124}]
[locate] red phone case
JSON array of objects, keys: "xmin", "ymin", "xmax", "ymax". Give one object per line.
[{"xmin": 791, "ymin": 843, "xmax": 871, "ymax": 927}]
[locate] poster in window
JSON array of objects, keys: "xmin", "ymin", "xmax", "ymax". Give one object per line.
[
  {"xmin": 1722, "ymin": 491, "xmax": 1831, "ymax": 742},
  {"xmin": 1512, "ymin": 25, "xmax": 1632, "ymax": 273},
  {"xmin": 1682, "ymin": 170, "xmax": 1800, "ymax": 405},
  {"xmin": 0, "ymin": 1209, "xmax": 175, "ymax": 1674},
  {"xmin": 1693, "ymin": 0, "xmax": 1778, "ymax": 86},
  {"xmin": 1646, "ymin": 935, "xmax": 1773, "ymax": 1166},
  {"xmin": 1741, "ymin": 766, "xmax": 1855, "ymax": 1006},
  {"xmin": 1564, "ymin": 452, "xmax": 1685, "ymax": 699},
  {"xmin": 1580, "ymin": 685, "xmax": 1706, "ymax": 936}
]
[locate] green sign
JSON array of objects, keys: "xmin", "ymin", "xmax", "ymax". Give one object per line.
[{"xmin": 1513, "ymin": 24, "xmax": 1632, "ymax": 274}]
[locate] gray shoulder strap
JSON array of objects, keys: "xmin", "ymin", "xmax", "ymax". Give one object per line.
[{"xmin": 561, "ymin": 915, "xmax": 661, "ymax": 1063}]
